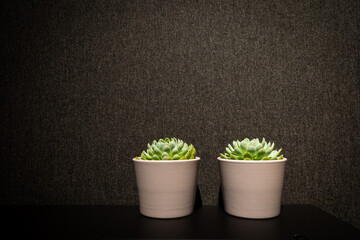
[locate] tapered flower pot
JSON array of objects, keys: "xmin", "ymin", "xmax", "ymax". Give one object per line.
[
  {"xmin": 133, "ymin": 157, "xmax": 200, "ymax": 218},
  {"xmin": 218, "ymin": 157, "xmax": 287, "ymax": 219}
]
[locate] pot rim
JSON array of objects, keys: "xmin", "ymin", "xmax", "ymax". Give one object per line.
[
  {"xmin": 133, "ymin": 157, "xmax": 201, "ymax": 163},
  {"xmin": 217, "ymin": 157, "xmax": 287, "ymax": 163}
]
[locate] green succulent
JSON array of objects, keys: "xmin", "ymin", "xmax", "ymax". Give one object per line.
[
  {"xmin": 136, "ymin": 137, "xmax": 196, "ymax": 160},
  {"xmin": 219, "ymin": 138, "xmax": 283, "ymax": 160}
]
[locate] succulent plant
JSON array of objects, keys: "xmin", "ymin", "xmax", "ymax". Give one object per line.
[
  {"xmin": 219, "ymin": 138, "xmax": 283, "ymax": 160},
  {"xmin": 136, "ymin": 137, "xmax": 196, "ymax": 160}
]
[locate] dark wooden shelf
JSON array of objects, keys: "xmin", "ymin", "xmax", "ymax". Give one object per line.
[{"xmin": 1, "ymin": 205, "xmax": 359, "ymax": 239}]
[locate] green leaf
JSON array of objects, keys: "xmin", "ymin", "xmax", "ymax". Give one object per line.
[
  {"xmin": 141, "ymin": 152, "xmax": 146, "ymax": 159},
  {"xmin": 162, "ymin": 155, "xmax": 171, "ymax": 160},
  {"xmin": 261, "ymin": 138, "xmax": 266, "ymax": 147},
  {"xmin": 147, "ymin": 149, "xmax": 154, "ymax": 157},
  {"xmin": 185, "ymin": 150, "xmax": 192, "ymax": 159},
  {"xmin": 256, "ymin": 148, "xmax": 266, "ymax": 160},
  {"xmin": 244, "ymin": 158, "xmax": 252, "ymax": 160},
  {"xmin": 269, "ymin": 142, "xmax": 275, "ymax": 151},
  {"xmin": 240, "ymin": 142, "xmax": 247, "ymax": 153},
  {"xmin": 220, "ymin": 153, "xmax": 228, "ymax": 159},
  {"xmin": 179, "ymin": 146, "xmax": 188, "ymax": 157},
  {"xmin": 162, "ymin": 152, "xmax": 169, "ymax": 158},
  {"xmin": 236, "ymin": 140, "xmax": 241, "ymax": 150},
  {"xmin": 169, "ymin": 142, "xmax": 176, "ymax": 149},
  {"xmin": 226, "ymin": 147, "xmax": 232, "ymax": 155},
  {"xmin": 228, "ymin": 144, "xmax": 234, "ymax": 152},
  {"xmin": 157, "ymin": 142, "xmax": 165, "ymax": 151},
  {"xmin": 163, "ymin": 145, "xmax": 171, "ymax": 153},
  {"xmin": 185, "ymin": 145, "xmax": 194, "ymax": 159},
  {"xmin": 230, "ymin": 154, "xmax": 237, "ymax": 160},
  {"xmin": 191, "ymin": 147, "xmax": 196, "ymax": 159},
  {"xmin": 269, "ymin": 149, "xmax": 282, "ymax": 159},
  {"xmin": 261, "ymin": 156, "xmax": 270, "ymax": 160},
  {"xmin": 248, "ymin": 146, "xmax": 256, "ymax": 156},
  {"xmin": 255, "ymin": 143, "xmax": 262, "ymax": 153},
  {"xmin": 177, "ymin": 140, "xmax": 184, "ymax": 150},
  {"xmin": 172, "ymin": 154, "xmax": 180, "ymax": 160},
  {"xmin": 147, "ymin": 143, "xmax": 153, "ymax": 151},
  {"xmin": 243, "ymin": 152, "xmax": 253, "ymax": 159},
  {"xmin": 234, "ymin": 146, "xmax": 241, "ymax": 154},
  {"xmin": 233, "ymin": 141, "xmax": 238, "ymax": 149},
  {"xmin": 152, "ymin": 154, "xmax": 160, "ymax": 160},
  {"xmin": 265, "ymin": 147, "xmax": 272, "ymax": 155},
  {"xmin": 269, "ymin": 148, "xmax": 282, "ymax": 159},
  {"xmin": 172, "ymin": 147, "xmax": 178, "ymax": 154}
]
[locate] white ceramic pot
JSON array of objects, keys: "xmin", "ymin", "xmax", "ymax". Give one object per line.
[
  {"xmin": 218, "ymin": 157, "xmax": 287, "ymax": 219},
  {"xmin": 133, "ymin": 157, "xmax": 200, "ymax": 218}
]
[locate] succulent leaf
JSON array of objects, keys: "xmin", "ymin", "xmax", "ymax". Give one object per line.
[
  {"xmin": 169, "ymin": 142, "xmax": 176, "ymax": 150},
  {"xmin": 247, "ymin": 146, "xmax": 256, "ymax": 157},
  {"xmin": 191, "ymin": 147, "xmax": 196, "ymax": 159},
  {"xmin": 185, "ymin": 145, "xmax": 193, "ymax": 159},
  {"xmin": 226, "ymin": 147, "xmax": 232, "ymax": 155},
  {"xmin": 177, "ymin": 140, "xmax": 184, "ymax": 150},
  {"xmin": 172, "ymin": 154, "xmax": 180, "ymax": 160},
  {"xmin": 220, "ymin": 153, "xmax": 227, "ymax": 159},
  {"xmin": 163, "ymin": 145, "xmax": 171, "ymax": 153},
  {"xmin": 136, "ymin": 138, "xmax": 196, "ymax": 160},
  {"xmin": 255, "ymin": 144, "xmax": 262, "ymax": 153},
  {"xmin": 219, "ymin": 138, "xmax": 284, "ymax": 161},
  {"xmin": 256, "ymin": 148, "xmax": 266, "ymax": 159},
  {"xmin": 240, "ymin": 142, "xmax": 247, "ymax": 153},
  {"xmin": 228, "ymin": 144, "xmax": 235, "ymax": 152},
  {"xmin": 234, "ymin": 146, "xmax": 241, "ymax": 154},
  {"xmin": 243, "ymin": 152, "xmax": 253, "ymax": 159}
]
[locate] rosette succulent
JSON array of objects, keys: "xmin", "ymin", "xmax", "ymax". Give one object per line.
[
  {"xmin": 220, "ymin": 138, "xmax": 283, "ymax": 160},
  {"xmin": 136, "ymin": 137, "xmax": 196, "ymax": 160}
]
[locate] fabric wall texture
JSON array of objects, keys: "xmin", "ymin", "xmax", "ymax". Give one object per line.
[{"xmin": 1, "ymin": 0, "xmax": 359, "ymax": 229}]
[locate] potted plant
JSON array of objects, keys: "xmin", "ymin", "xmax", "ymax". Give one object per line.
[
  {"xmin": 133, "ymin": 137, "xmax": 200, "ymax": 218},
  {"xmin": 218, "ymin": 138, "xmax": 287, "ymax": 219}
]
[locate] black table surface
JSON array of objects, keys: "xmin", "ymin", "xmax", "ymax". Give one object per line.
[{"xmin": 1, "ymin": 205, "xmax": 359, "ymax": 239}]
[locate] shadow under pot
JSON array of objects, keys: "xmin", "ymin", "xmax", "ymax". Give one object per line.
[
  {"xmin": 133, "ymin": 157, "xmax": 201, "ymax": 219},
  {"xmin": 218, "ymin": 157, "xmax": 287, "ymax": 219}
]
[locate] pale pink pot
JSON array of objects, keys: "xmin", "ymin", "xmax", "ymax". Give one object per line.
[
  {"xmin": 218, "ymin": 157, "xmax": 287, "ymax": 219},
  {"xmin": 133, "ymin": 157, "xmax": 200, "ymax": 219}
]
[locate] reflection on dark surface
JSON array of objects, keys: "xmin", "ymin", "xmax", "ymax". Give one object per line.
[
  {"xmin": 194, "ymin": 185, "xmax": 202, "ymax": 210},
  {"xmin": 218, "ymin": 184, "xmax": 224, "ymax": 209},
  {"xmin": 138, "ymin": 185, "xmax": 202, "ymax": 238},
  {"xmin": 222, "ymin": 211, "xmax": 283, "ymax": 239},
  {"xmin": 217, "ymin": 184, "xmax": 282, "ymax": 238},
  {"xmin": 1, "ymin": 205, "xmax": 359, "ymax": 239}
]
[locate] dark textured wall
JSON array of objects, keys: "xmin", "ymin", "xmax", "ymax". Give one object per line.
[{"xmin": 1, "ymin": 0, "xmax": 359, "ymax": 229}]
